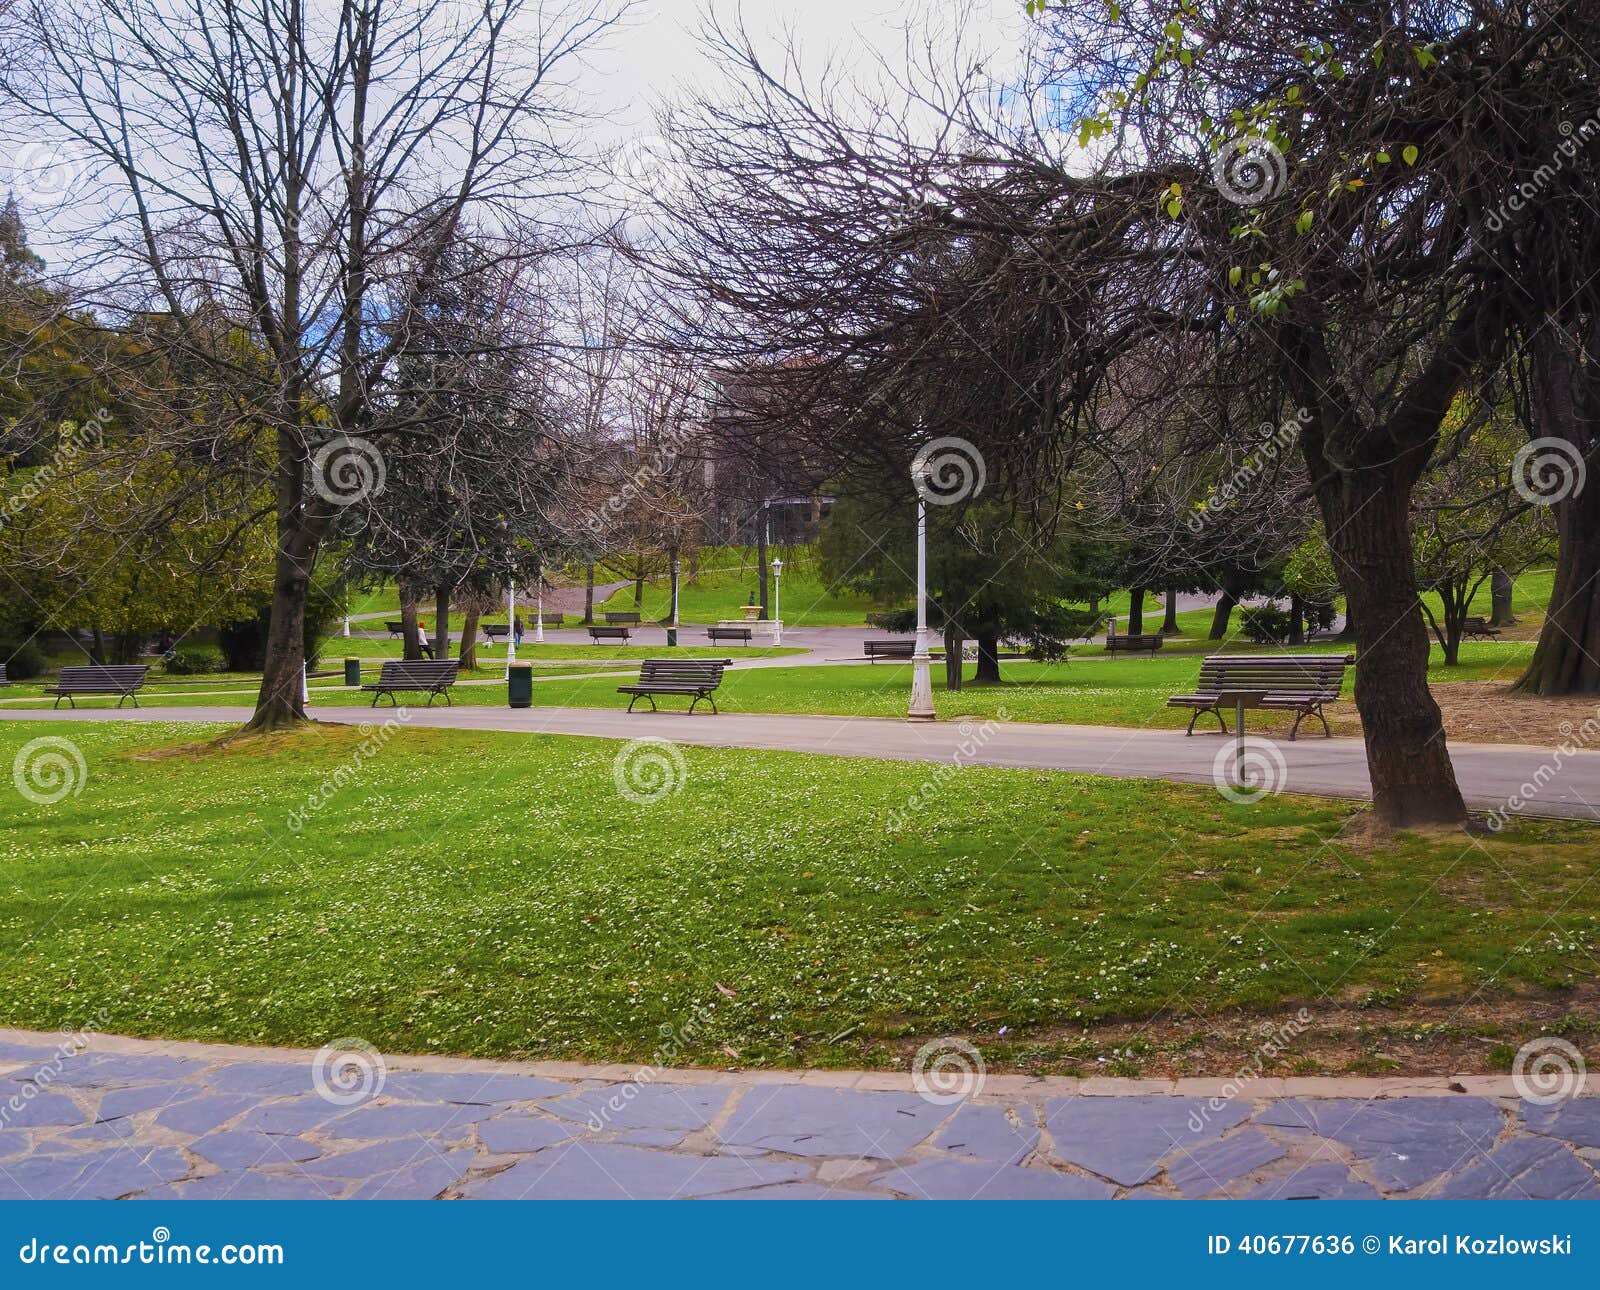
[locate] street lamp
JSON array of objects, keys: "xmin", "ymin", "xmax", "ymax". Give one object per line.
[
  {"xmin": 534, "ymin": 571, "xmax": 545, "ymax": 645},
  {"xmin": 770, "ymin": 557, "xmax": 783, "ymax": 645},
  {"xmin": 908, "ymin": 482, "xmax": 935, "ymax": 721},
  {"xmin": 505, "ymin": 580, "xmax": 517, "ymax": 676}
]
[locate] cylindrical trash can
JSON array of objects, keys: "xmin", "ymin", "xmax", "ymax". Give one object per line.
[
  {"xmin": 666, "ymin": 626, "xmax": 678, "ymax": 648},
  {"xmin": 508, "ymin": 661, "xmax": 533, "ymax": 708},
  {"xmin": 344, "ymin": 657, "xmax": 361, "ymax": 687}
]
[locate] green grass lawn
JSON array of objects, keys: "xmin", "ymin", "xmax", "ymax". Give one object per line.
[
  {"xmin": 0, "ymin": 720, "xmax": 1593, "ymax": 1073},
  {"xmin": 598, "ymin": 558, "xmax": 876, "ymax": 626}
]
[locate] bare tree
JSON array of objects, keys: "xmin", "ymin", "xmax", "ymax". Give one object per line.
[{"xmin": 0, "ymin": 0, "xmax": 620, "ymax": 728}]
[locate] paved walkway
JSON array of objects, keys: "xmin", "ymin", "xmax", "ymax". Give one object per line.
[
  {"xmin": 5, "ymin": 704, "xmax": 1597, "ymax": 822},
  {"xmin": 0, "ymin": 1029, "xmax": 1593, "ymax": 1200}
]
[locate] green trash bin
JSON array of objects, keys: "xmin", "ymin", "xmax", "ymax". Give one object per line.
[
  {"xmin": 666, "ymin": 626, "xmax": 678, "ymax": 648},
  {"xmin": 508, "ymin": 661, "xmax": 533, "ymax": 709},
  {"xmin": 344, "ymin": 657, "xmax": 361, "ymax": 687}
]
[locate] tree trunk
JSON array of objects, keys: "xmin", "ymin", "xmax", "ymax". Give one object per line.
[
  {"xmin": 247, "ymin": 518, "xmax": 319, "ymax": 731},
  {"xmin": 1335, "ymin": 602, "xmax": 1357, "ymax": 643},
  {"xmin": 1321, "ymin": 477, "xmax": 1466, "ymax": 827},
  {"xmin": 583, "ymin": 561, "xmax": 596, "ymax": 624},
  {"xmin": 1513, "ymin": 326, "xmax": 1599, "ymax": 694},
  {"xmin": 1490, "ymin": 567, "xmax": 1517, "ymax": 627},
  {"xmin": 459, "ymin": 608, "xmax": 479, "ymax": 670},
  {"xmin": 1161, "ymin": 588, "xmax": 1180, "ymax": 635},
  {"xmin": 434, "ymin": 586, "xmax": 452, "ymax": 653},
  {"xmin": 1208, "ymin": 588, "xmax": 1238, "ymax": 640},
  {"xmin": 1127, "ymin": 586, "xmax": 1146, "ymax": 636},
  {"xmin": 633, "ymin": 563, "xmax": 645, "ymax": 610},
  {"xmin": 88, "ymin": 629, "xmax": 106, "ymax": 665},
  {"xmin": 973, "ymin": 631, "xmax": 1001, "ymax": 684},
  {"xmin": 1288, "ymin": 594, "xmax": 1305, "ymax": 646},
  {"xmin": 943, "ymin": 623, "xmax": 963, "ymax": 691},
  {"xmin": 400, "ymin": 585, "xmax": 422, "ymax": 662}
]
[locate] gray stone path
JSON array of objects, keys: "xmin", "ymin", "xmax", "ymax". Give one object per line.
[
  {"xmin": 0, "ymin": 1030, "xmax": 1594, "ymax": 1200},
  {"xmin": 5, "ymin": 703, "xmax": 1597, "ymax": 822}
]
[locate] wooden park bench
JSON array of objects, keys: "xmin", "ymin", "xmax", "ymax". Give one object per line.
[
  {"xmin": 706, "ymin": 626, "xmax": 754, "ymax": 646},
  {"xmin": 482, "ymin": 624, "xmax": 509, "ymax": 641},
  {"xmin": 1462, "ymin": 616, "xmax": 1502, "ymax": 640},
  {"xmin": 0, "ymin": 663, "xmax": 8, "ymax": 686},
  {"xmin": 588, "ymin": 625, "xmax": 633, "ymax": 643},
  {"xmin": 604, "ymin": 611, "xmax": 642, "ymax": 625},
  {"xmin": 44, "ymin": 664, "xmax": 149, "ymax": 709},
  {"xmin": 1106, "ymin": 632, "xmax": 1164, "ymax": 654},
  {"xmin": 864, "ymin": 639, "xmax": 916, "ymax": 662},
  {"xmin": 361, "ymin": 659, "xmax": 459, "ymax": 707},
  {"xmin": 384, "ymin": 620, "xmax": 405, "ymax": 638},
  {"xmin": 1166, "ymin": 653, "xmax": 1354, "ymax": 740},
  {"xmin": 617, "ymin": 659, "xmax": 729, "ymax": 714},
  {"xmin": 540, "ymin": 612, "xmax": 565, "ymax": 627}
]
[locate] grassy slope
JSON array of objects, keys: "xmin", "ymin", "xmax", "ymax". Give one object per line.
[
  {"xmin": 0, "ymin": 721, "xmax": 1592, "ymax": 1072},
  {"xmin": 597, "ymin": 557, "xmax": 875, "ymax": 626}
]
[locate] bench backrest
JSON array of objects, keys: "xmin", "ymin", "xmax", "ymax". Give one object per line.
[
  {"xmin": 375, "ymin": 660, "xmax": 459, "ymax": 687},
  {"xmin": 482, "ymin": 624, "xmax": 509, "ymax": 635},
  {"xmin": 540, "ymin": 613, "xmax": 565, "ymax": 625},
  {"xmin": 385, "ymin": 620, "xmax": 405, "ymax": 630},
  {"xmin": 0, "ymin": 663, "xmax": 8, "ymax": 684},
  {"xmin": 708, "ymin": 626, "xmax": 750, "ymax": 636},
  {"xmin": 637, "ymin": 659, "xmax": 727, "ymax": 687},
  {"xmin": 55, "ymin": 664, "xmax": 149, "ymax": 691},
  {"xmin": 605, "ymin": 611, "xmax": 642, "ymax": 624},
  {"xmin": 865, "ymin": 638, "xmax": 914, "ymax": 651},
  {"xmin": 1196, "ymin": 654, "xmax": 1353, "ymax": 696},
  {"xmin": 590, "ymin": 624, "xmax": 630, "ymax": 635}
]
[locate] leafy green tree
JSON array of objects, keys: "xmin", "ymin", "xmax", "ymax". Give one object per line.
[{"xmin": 822, "ymin": 487, "xmax": 1107, "ymax": 685}]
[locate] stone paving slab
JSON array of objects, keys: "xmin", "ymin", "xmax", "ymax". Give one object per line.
[{"xmin": 0, "ymin": 1027, "xmax": 1595, "ymax": 1200}]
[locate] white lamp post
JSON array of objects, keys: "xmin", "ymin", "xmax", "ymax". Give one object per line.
[
  {"xmin": 770, "ymin": 557, "xmax": 783, "ymax": 645},
  {"xmin": 534, "ymin": 574, "xmax": 545, "ymax": 644},
  {"xmin": 505, "ymin": 581, "xmax": 517, "ymax": 675},
  {"xmin": 908, "ymin": 487, "xmax": 934, "ymax": 720}
]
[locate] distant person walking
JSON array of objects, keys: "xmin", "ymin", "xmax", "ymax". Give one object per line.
[{"xmin": 417, "ymin": 619, "xmax": 435, "ymax": 660}]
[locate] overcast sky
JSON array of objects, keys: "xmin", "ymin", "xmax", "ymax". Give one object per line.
[{"xmin": 591, "ymin": 0, "xmax": 1026, "ymax": 135}]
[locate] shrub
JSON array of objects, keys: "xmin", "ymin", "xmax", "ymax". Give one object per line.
[
  {"xmin": 1238, "ymin": 603, "xmax": 1296, "ymax": 644},
  {"xmin": 1, "ymin": 640, "xmax": 46, "ymax": 679},
  {"xmin": 163, "ymin": 648, "xmax": 226, "ymax": 675}
]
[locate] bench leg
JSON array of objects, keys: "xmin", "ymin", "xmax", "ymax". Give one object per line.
[{"xmin": 1185, "ymin": 707, "xmax": 1227, "ymax": 736}]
